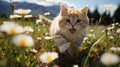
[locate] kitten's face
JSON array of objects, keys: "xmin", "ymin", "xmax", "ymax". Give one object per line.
[{"xmin": 58, "ymin": 5, "xmax": 89, "ymax": 33}]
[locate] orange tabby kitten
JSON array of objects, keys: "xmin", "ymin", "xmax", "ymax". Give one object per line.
[{"xmin": 40, "ymin": 4, "xmax": 89, "ymax": 55}]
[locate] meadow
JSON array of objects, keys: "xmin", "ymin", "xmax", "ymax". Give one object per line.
[{"xmin": 0, "ymin": 10, "xmax": 120, "ymax": 67}]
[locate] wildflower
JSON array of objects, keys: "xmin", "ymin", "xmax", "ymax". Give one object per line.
[
  {"xmin": 100, "ymin": 53, "xmax": 119, "ymax": 65},
  {"xmin": 12, "ymin": 34, "xmax": 34, "ymax": 47},
  {"xmin": 110, "ymin": 47, "xmax": 120, "ymax": 51},
  {"xmin": 10, "ymin": 14, "xmax": 21, "ymax": 19},
  {"xmin": 45, "ymin": 33, "xmax": 49, "ymax": 36},
  {"xmin": 39, "ymin": 52, "xmax": 58, "ymax": 63},
  {"xmin": 14, "ymin": 9, "xmax": 31, "ymax": 15},
  {"xmin": 87, "ymin": 34, "xmax": 95, "ymax": 38},
  {"xmin": 30, "ymin": 49, "xmax": 38, "ymax": 53},
  {"xmin": 44, "ymin": 36, "xmax": 53, "ymax": 40},
  {"xmin": 115, "ymin": 23, "xmax": 119, "ymax": 25},
  {"xmin": 0, "ymin": 22, "xmax": 24, "ymax": 35},
  {"xmin": 73, "ymin": 65, "xmax": 79, "ymax": 67},
  {"xmin": 36, "ymin": 19, "xmax": 42, "ymax": 24},
  {"xmin": 107, "ymin": 27, "xmax": 114, "ymax": 31},
  {"xmin": 38, "ymin": 29, "xmax": 41, "ymax": 31},
  {"xmin": 107, "ymin": 33, "xmax": 110, "ymax": 35},
  {"xmin": 111, "ymin": 23, "xmax": 115, "ymax": 27},
  {"xmin": 44, "ymin": 12, "xmax": 50, "ymax": 16},
  {"xmin": 24, "ymin": 15, "xmax": 32, "ymax": 18},
  {"xmin": 110, "ymin": 36, "xmax": 114, "ymax": 39},
  {"xmin": 37, "ymin": 37, "xmax": 42, "ymax": 40},
  {"xmin": 83, "ymin": 37, "xmax": 89, "ymax": 41},
  {"xmin": 24, "ymin": 26, "xmax": 34, "ymax": 33},
  {"xmin": 90, "ymin": 29, "xmax": 94, "ymax": 33},
  {"xmin": 116, "ymin": 29, "xmax": 120, "ymax": 34}
]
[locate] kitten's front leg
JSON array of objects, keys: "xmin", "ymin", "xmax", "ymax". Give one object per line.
[
  {"xmin": 68, "ymin": 39, "xmax": 84, "ymax": 56},
  {"xmin": 68, "ymin": 43, "xmax": 80, "ymax": 56},
  {"xmin": 54, "ymin": 35, "xmax": 69, "ymax": 53}
]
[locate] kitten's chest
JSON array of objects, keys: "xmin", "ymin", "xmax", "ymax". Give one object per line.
[{"xmin": 62, "ymin": 30, "xmax": 86, "ymax": 42}]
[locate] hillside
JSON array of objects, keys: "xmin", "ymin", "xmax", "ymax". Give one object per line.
[{"xmin": 0, "ymin": 1, "xmax": 60, "ymax": 18}]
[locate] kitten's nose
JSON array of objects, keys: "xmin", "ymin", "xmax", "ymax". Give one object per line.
[{"xmin": 71, "ymin": 23, "xmax": 76, "ymax": 28}]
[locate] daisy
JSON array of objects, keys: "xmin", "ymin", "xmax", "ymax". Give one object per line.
[
  {"xmin": 100, "ymin": 53, "xmax": 119, "ymax": 65},
  {"xmin": 37, "ymin": 37, "xmax": 42, "ymax": 40},
  {"xmin": 24, "ymin": 26, "xmax": 34, "ymax": 33},
  {"xmin": 73, "ymin": 65, "xmax": 79, "ymax": 67},
  {"xmin": 116, "ymin": 29, "xmax": 120, "ymax": 34},
  {"xmin": 107, "ymin": 27, "xmax": 114, "ymax": 31},
  {"xmin": 38, "ymin": 29, "xmax": 41, "ymax": 31},
  {"xmin": 10, "ymin": 14, "xmax": 21, "ymax": 19},
  {"xmin": 30, "ymin": 48, "xmax": 38, "ymax": 53},
  {"xmin": 110, "ymin": 47, "xmax": 120, "ymax": 51},
  {"xmin": 44, "ymin": 12, "xmax": 50, "ymax": 16},
  {"xmin": 0, "ymin": 22, "xmax": 24, "ymax": 35},
  {"xmin": 24, "ymin": 15, "xmax": 32, "ymax": 18},
  {"xmin": 44, "ymin": 36, "xmax": 53, "ymax": 40},
  {"xmin": 12, "ymin": 34, "xmax": 34, "ymax": 47},
  {"xmin": 36, "ymin": 19, "xmax": 42, "ymax": 25},
  {"xmin": 14, "ymin": 9, "xmax": 31, "ymax": 15},
  {"xmin": 90, "ymin": 29, "xmax": 94, "ymax": 33},
  {"xmin": 39, "ymin": 52, "xmax": 58, "ymax": 63}
]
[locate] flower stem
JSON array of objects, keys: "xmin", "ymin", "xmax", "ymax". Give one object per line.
[{"xmin": 83, "ymin": 35, "xmax": 104, "ymax": 66}]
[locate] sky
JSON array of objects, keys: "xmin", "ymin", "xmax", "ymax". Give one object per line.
[{"xmin": 4, "ymin": 0, "xmax": 120, "ymax": 16}]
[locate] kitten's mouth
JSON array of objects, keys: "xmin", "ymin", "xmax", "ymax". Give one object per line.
[{"xmin": 69, "ymin": 28, "xmax": 76, "ymax": 33}]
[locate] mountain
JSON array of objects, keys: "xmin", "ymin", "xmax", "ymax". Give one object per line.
[
  {"xmin": 0, "ymin": 1, "xmax": 11, "ymax": 15},
  {"xmin": 0, "ymin": 1, "xmax": 60, "ymax": 18}
]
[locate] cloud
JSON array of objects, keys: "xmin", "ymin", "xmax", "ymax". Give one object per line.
[
  {"xmin": 6, "ymin": 0, "xmax": 76, "ymax": 7},
  {"xmin": 89, "ymin": 7, "xmax": 95, "ymax": 12},
  {"xmin": 99, "ymin": 4, "xmax": 118, "ymax": 16},
  {"xmin": 100, "ymin": 4, "xmax": 118, "ymax": 12},
  {"xmin": 34, "ymin": 0, "xmax": 76, "ymax": 7}
]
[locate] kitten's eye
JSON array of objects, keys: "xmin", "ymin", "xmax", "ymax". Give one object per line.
[
  {"xmin": 66, "ymin": 19, "xmax": 71, "ymax": 23},
  {"xmin": 76, "ymin": 19, "xmax": 81, "ymax": 23}
]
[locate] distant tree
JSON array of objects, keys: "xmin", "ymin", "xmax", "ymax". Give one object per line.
[
  {"xmin": 113, "ymin": 6, "xmax": 120, "ymax": 23},
  {"xmin": 100, "ymin": 12, "xmax": 112, "ymax": 25},
  {"xmin": 0, "ymin": 14, "xmax": 9, "ymax": 18},
  {"xmin": 89, "ymin": 8, "xmax": 100, "ymax": 25},
  {"xmin": 88, "ymin": 9, "xmax": 92, "ymax": 18},
  {"xmin": 87, "ymin": 9, "xmax": 93, "ymax": 25}
]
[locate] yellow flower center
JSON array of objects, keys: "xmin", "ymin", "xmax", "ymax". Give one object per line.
[
  {"xmin": 106, "ymin": 57, "xmax": 114, "ymax": 64},
  {"xmin": 9, "ymin": 28, "xmax": 16, "ymax": 35},
  {"xmin": 19, "ymin": 39, "xmax": 26, "ymax": 47},
  {"xmin": 46, "ymin": 55, "xmax": 53, "ymax": 62},
  {"xmin": 19, "ymin": 11, "xmax": 27, "ymax": 15}
]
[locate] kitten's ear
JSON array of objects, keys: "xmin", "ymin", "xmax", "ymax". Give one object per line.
[
  {"xmin": 81, "ymin": 6, "xmax": 88, "ymax": 14},
  {"xmin": 39, "ymin": 15, "xmax": 52, "ymax": 27},
  {"xmin": 60, "ymin": 4, "xmax": 68, "ymax": 16}
]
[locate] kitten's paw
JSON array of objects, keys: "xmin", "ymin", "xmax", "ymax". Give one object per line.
[
  {"xmin": 68, "ymin": 48, "xmax": 78, "ymax": 57},
  {"xmin": 58, "ymin": 44, "xmax": 69, "ymax": 53}
]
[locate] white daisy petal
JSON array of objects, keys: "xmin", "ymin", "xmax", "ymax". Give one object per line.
[
  {"xmin": 39, "ymin": 52, "xmax": 58, "ymax": 63},
  {"xmin": 12, "ymin": 34, "xmax": 34, "ymax": 47},
  {"xmin": 100, "ymin": 53, "xmax": 120, "ymax": 65},
  {"xmin": 24, "ymin": 26, "xmax": 34, "ymax": 33},
  {"xmin": 0, "ymin": 22, "xmax": 24, "ymax": 35},
  {"xmin": 14, "ymin": 9, "xmax": 31, "ymax": 15}
]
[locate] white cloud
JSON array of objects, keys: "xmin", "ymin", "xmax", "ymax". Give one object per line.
[
  {"xmin": 35, "ymin": 0, "xmax": 76, "ymax": 7},
  {"xmin": 7, "ymin": 0, "xmax": 76, "ymax": 7},
  {"xmin": 89, "ymin": 7, "xmax": 95, "ymax": 12},
  {"xmin": 99, "ymin": 4, "xmax": 118, "ymax": 16},
  {"xmin": 100, "ymin": 4, "xmax": 118, "ymax": 12}
]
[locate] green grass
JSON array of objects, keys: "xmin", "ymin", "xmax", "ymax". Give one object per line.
[{"xmin": 0, "ymin": 18, "xmax": 120, "ymax": 67}]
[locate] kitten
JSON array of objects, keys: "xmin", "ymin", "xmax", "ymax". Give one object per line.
[{"xmin": 40, "ymin": 4, "xmax": 89, "ymax": 55}]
